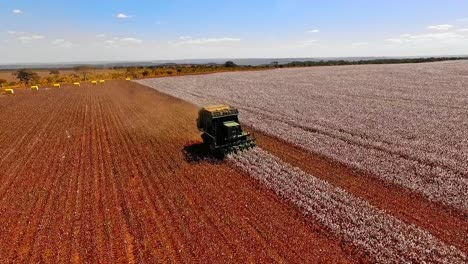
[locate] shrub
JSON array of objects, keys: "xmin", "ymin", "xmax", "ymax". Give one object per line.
[
  {"xmin": 224, "ymin": 61, "xmax": 237, "ymax": 67},
  {"xmin": 13, "ymin": 69, "xmax": 40, "ymax": 84}
]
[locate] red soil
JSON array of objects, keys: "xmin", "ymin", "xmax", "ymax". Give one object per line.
[{"xmin": 0, "ymin": 82, "xmax": 357, "ymax": 263}]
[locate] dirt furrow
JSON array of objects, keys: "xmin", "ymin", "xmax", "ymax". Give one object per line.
[
  {"xmin": 92, "ymin": 95, "xmax": 117, "ymax": 263},
  {"xmin": 32, "ymin": 88, "xmax": 87, "ymax": 263},
  {"xmin": 0, "ymin": 90, "xmax": 54, "ymax": 149},
  {"xmin": 96, "ymin": 92, "xmax": 137, "ymax": 263},
  {"xmin": 27, "ymin": 88, "xmax": 85, "ymax": 263},
  {"xmin": 118, "ymin": 98, "xmax": 239, "ymax": 262},
  {"xmin": 77, "ymin": 91, "xmax": 104, "ymax": 263},
  {"xmin": 1, "ymin": 90, "xmax": 76, "ymax": 261},
  {"xmin": 0, "ymin": 91, "xmax": 68, "ymax": 196},
  {"xmin": 115, "ymin": 83, "xmax": 229, "ymax": 262},
  {"xmin": 102, "ymin": 91, "xmax": 188, "ymax": 262},
  {"xmin": 53, "ymin": 89, "xmax": 90, "ymax": 263}
]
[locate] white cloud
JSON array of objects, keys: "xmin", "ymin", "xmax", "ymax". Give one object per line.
[
  {"xmin": 386, "ymin": 31, "xmax": 468, "ymax": 45},
  {"xmin": 7, "ymin": 31, "xmax": 45, "ymax": 42},
  {"xmin": 352, "ymin": 42, "xmax": 369, "ymax": 46},
  {"xmin": 427, "ymin": 24, "xmax": 453, "ymax": 30},
  {"xmin": 283, "ymin": 39, "xmax": 318, "ymax": 48},
  {"xmin": 458, "ymin": 18, "xmax": 468, "ymax": 22},
  {"xmin": 116, "ymin": 13, "xmax": 130, "ymax": 19},
  {"xmin": 17, "ymin": 36, "xmax": 45, "ymax": 43},
  {"xmin": 101, "ymin": 40, "xmax": 117, "ymax": 47},
  {"xmin": 12, "ymin": 9, "xmax": 23, "ymax": 14},
  {"xmin": 173, "ymin": 36, "xmax": 241, "ymax": 45},
  {"xmin": 308, "ymin": 29, "xmax": 320, "ymax": 33},
  {"xmin": 408, "ymin": 32, "xmax": 464, "ymax": 40},
  {"xmin": 119, "ymin": 37, "xmax": 143, "ymax": 44},
  {"xmin": 386, "ymin": 38, "xmax": 404, "ymax": 44},
  {"xmin": 52, "ymin": 39, "xmax": 73, "ymax": 48},
  {"xmin": 456, "ymin": 28, "xmax": 468, "ymax": 32},
  {"xmin": 101, "ymin": 37, "xmax": 143, "ymax": 47},
  {"xmin": 303, "ymin": 39, "xmax": 317, "ymax": 44}
]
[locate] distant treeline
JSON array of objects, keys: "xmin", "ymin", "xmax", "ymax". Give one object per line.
[
  {"xmin": 2, "ymin": 57, "xmax": 467, "ymax": 88},
  {"xmin": 279, "ymin": 57, "xmax": 468, "ymax": 67},
  {"xmin": 1, "ymin": 61, "xmax": 266, "ymax": 88}
]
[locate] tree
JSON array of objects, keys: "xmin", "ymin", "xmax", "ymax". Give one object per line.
[
  {"xmin": 224, "ymin": 61, "xmax": 237, "ymax": 67},
  {"xmin": 166, "ymin": 70, "xmax": 173, "ymax": 75},
  {"xmin": 74, "ymin": 65, "xmax": 93, "ymax": 80},
  {"xmin": 13, "ymin": 69, "xmax": 40, "ymax": 84},
  {"xmin": 70, "ymin": 73, "xmax": 81, "ymax": 81},
  {"xmin": 49, "ymin": 69, "xmax": 60, "ymax": 76},
  {"xmin": 0, "ymin": 79, "xmax": 7, "ymax": 87},
  {"xmin": 126, "ymin": 66, "xmax": 138, "ymax": 78},
  {"xmin": 176, "ymin": 68, "xmax": 182, "ymax": 74},
  {"xmin": 142, "ymin": 69, "xmax": 150, "ymax": 77}
]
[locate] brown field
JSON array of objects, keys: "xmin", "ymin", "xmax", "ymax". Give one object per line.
[
  {"xmin": 0, "ymin": 76, "xmax": 466, "ymax": 263},
  {"xmin": 0, "ymin": 81, "xmax": 359, "ymax": 263}
]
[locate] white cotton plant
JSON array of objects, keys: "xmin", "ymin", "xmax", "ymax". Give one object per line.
[
  {"xmin": 227, "ymin": 148, "xmax": 466, "ymax": 263},
  {"xmin": 137, "ymin": 61, "xmax": 468, "ymax": 212}
]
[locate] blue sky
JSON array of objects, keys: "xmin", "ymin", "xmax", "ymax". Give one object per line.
[{"xmin": 1, "ymin": 0, "xmax": 468, "ymax": 63}]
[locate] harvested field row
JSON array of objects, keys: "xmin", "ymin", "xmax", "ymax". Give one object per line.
[
  {"xmin": 228, "ymin": 148, "xmax": 466, "ymax": 263},
  {"xmin": 137, "ymin": 60, "xmax": 468, "ymax": 212},
  {"xmin": 0, "ymin": 81, "xmax": 359, "ymax": 263}
]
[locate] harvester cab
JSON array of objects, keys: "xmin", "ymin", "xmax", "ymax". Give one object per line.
[{"xmin": 197, "ymin": 105, "xmax": 255, "ymax": 156}]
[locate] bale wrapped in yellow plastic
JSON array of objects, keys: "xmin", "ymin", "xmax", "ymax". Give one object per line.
[
  {"xmin": 73, "ymin": 82, "xmax": 80, "ymax": 87},
  {"xmin": 5, "ymin": 89, "xmax": 14, "ymax": 94},
  {"xmin": 31, "ymin": 86, "xmax": 39, "ymax": 91},
  {"xmin": 125, "ymin": 77, "xmax": 131, "ymax": 81},
  {"xmin": 53, "ymin": 83, "xmax": 60, "ymax": 88},
  {"xmin": 99, "ymin": 80, "xmax": 105, "ymax": 84},
  {"xmin": 91, "ymin": 80, "xmax": 98, "ymax": 85}
]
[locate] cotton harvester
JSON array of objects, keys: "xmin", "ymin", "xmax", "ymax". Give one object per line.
[{"xmin": 197, "ymin": 105, "xmax": 255, "ymax": 156}]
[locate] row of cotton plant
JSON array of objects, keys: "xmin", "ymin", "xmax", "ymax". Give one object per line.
[{"xmin": 227, "ymin": 148, "xmax": 466, "ymax": 263}]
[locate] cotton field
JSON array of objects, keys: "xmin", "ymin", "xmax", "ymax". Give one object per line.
[{"xmin": 137, "ymin": 61, "xmax": 468, "ymax": 212}]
